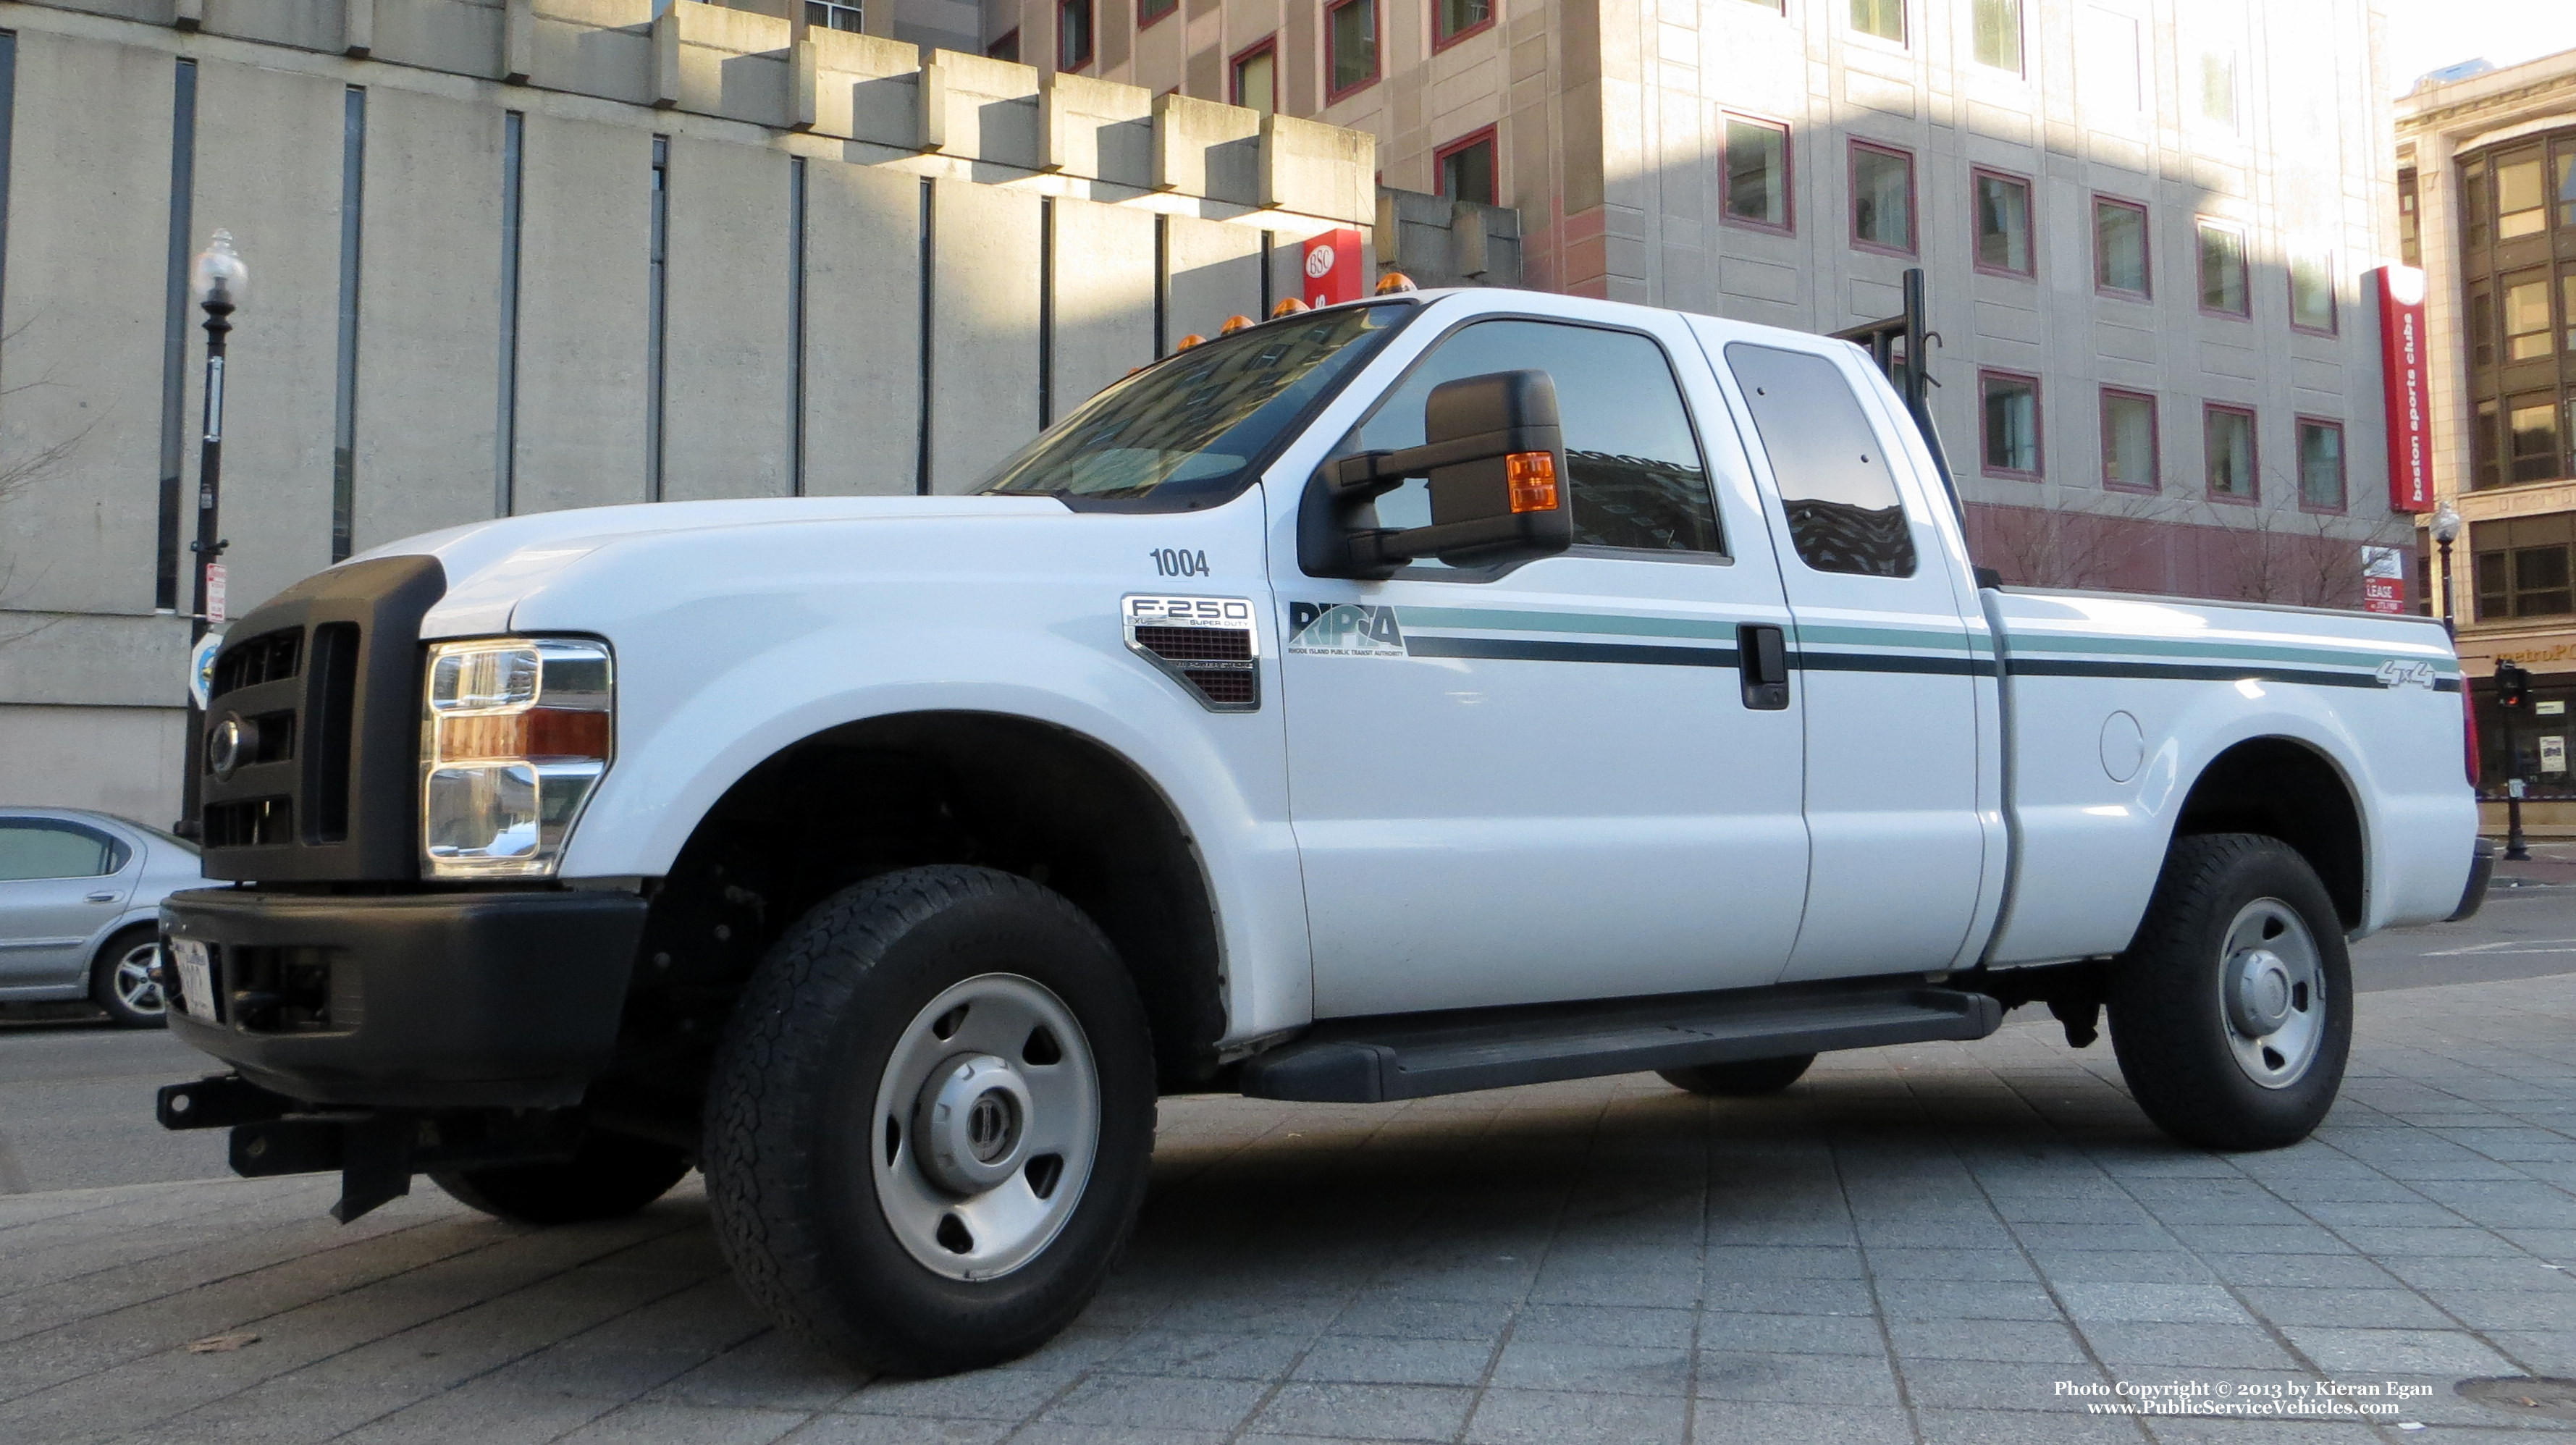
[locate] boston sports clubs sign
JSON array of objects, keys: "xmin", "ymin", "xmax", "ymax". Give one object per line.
[{"xmin": 2375, "ymin": 265, "xmax": 2432, "ymax": 513}]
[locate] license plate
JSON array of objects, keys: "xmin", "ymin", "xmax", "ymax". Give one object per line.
[{"xmin": 171, "ymin": 938, "xmax": 216, "ymax": 1022}]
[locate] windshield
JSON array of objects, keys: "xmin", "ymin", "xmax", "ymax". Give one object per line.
[{"xmin": 980, "ymin": 302, "xmax": 1413, "ymax": 509}]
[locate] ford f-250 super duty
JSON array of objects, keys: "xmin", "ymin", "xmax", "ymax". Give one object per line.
[{"xmin": 154, "ymin": 285, "xmax": 2488, "ymax": 1376}]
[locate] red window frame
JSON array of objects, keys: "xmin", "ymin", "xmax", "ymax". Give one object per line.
[
  {"xmin": 2294, "ymin": 415, "xmax": 2348, "ymax": 513},
  {"xmin": 1432, "ymin": 0, "xmax": 1499, "ymax": 53},
  {"xmin": 2092, "ymin": 193, "xmax": 2150, "ymax": 300},
  {"xmin": 1971, "ymin": 166, "xmax": 2035, "ymax": 279},
  {"xmin": 2196, "ymin": 218, "xmax": 2251, "ymax": 320},
  {"xmin": 1137, "ymin": 0, "xmax": 1177, "ymax": 33},
  {"xmin": 1979, "ymin": 369, "xmax": 2045, "ymax": 481},
  {"xmin": 1720, "ymin": 112, "xmax": 1796, "ymax": 236},
  {"xmin": 1434, "ymin": 126, "xmax": 1499, "ymax": 206},
  {"xmin": 1325, "ymin": 0, "xmax": 1382, "ymax": 103},
  {"xmin": 985, "ymin": 28, "xmax": 1020, "ymax": 62},
  {"xmin": 1058, "ymin": 0, "xmax": 1094, "ymax": 72},
  {"xmin": 1847, "ymin": 139, "xmax": 1916, "ymax": 256},
  {"xmin": 2099, "ymin": 387, "xmax": 2160, "ymax": 493},
  {"xmin": 2289, "ymin": 251, "xmax": 2339, "ymax": 337},
  {"xmin": 2203, "ymin": 402, "xmax": 2260, "ymax": 504},
  {"xmin": 1229, "ymin": 35, "xmax": 1278, "ymax": 111}
]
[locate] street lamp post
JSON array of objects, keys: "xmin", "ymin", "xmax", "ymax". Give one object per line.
[
  {"xmin": 2430, "ymin": 500, "xmax": 2463, "ymax": 639},
  {"xmin": 176, "ymin": 230, "xmax": 248, "ymax": 841}
]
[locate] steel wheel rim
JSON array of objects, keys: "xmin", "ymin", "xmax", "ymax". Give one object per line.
[
  {"xmin": 114, "ymin": 942, "xmax": 166, "ymax": 1016},
  {"xmin": 870, "ymin": 972, "xmax": 1098, "ymax": 1281},
  {"xmin": 2218, "ymin": 898, "xmax": 2324, "ymax": 1090}
]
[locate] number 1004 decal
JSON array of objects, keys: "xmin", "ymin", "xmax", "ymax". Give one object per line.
[{"xmin": 1150, "ymin": 549, "xmax": 1211, "ymax": 578}]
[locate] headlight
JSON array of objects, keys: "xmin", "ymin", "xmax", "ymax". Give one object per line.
[{"xmin": 421, "ymin": 637, "xmax": 613, "ymax": 878}]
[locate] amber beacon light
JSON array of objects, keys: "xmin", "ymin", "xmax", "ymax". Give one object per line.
[{"xmin": 1506, "ymin": 451, "xmax": 1560, "ymax": 513}]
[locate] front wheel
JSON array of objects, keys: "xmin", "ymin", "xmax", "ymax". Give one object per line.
[
  {"xmin": 91, "ymin": 928, "xmax": 168, "ymax": 1028},
  {"xmin": 704, "ymin": 866, "xmax": 1155, "ymax": 1376},
  {"xmin": 2108, "ymin": 833, "xmax": 2352, "ymax": 1151}
]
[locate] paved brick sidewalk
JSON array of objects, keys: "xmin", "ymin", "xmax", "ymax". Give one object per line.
[{"xmin": 3, "ymin": 975, "xmax": 2573, "ymax": 1445}]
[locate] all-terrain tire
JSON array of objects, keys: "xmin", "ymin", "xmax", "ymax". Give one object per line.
[
  {"xmin": 430, "ymin": 1132, "xmax": 692, "ymax": 1225},
  {"xmin": 2108, "ymin": 833, "xmax": 2352, "ymax": 1151},
  {"xmin": 702, "ymin": 865, "xmax": 1156, "ymax": 1377},
  {"xmin": 1657, "ymin": 1053, "xmax": 1815, "ymax": 1097}
]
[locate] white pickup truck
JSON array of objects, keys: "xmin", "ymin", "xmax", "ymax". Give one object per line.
[{"xmin": 157, "ymin": 285, "xmax": 2486, "ymax": 1376}]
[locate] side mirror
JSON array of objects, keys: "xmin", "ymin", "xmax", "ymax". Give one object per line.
[{"xmin": 1299, "ymin": 369, "xmax": 1573, "ymax": 578}]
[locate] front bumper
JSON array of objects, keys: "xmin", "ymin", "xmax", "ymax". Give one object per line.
[
  {"xmin": 160, "ymin": 886, "xmax": 648, "ymax": 1109},
  {"xmin": 2449, "ymin": 837, "xmax": 2497, "ymax": 923}
]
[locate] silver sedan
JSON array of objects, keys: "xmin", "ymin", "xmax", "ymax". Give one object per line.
[{"xmin": 0, "ymin": 808, "xmax": 205, "ymax": 1027}]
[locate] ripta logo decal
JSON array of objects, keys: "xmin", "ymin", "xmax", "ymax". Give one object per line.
[
  {"xmin": 2375, "ymin": 660, "xmax": 2438, "ymax": 688},
  {"xmin": 1287, "ymin": 602, "xmax": 1408, "ymax": 657}
]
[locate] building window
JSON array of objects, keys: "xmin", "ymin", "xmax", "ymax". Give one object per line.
[
  {"xmin": 2102, "ymin": 389, "xmax": 2158, "ymax": 491},
  {"xmin": 1972, "ymin": 0, "xmax": 2021, "ymax": 72},
  {"xmin": 2477, "ymin": 399, "xmax": 2501, "ymax": 486},
  {"xmin": 2204, "ymin": 404, "xmax": 2257, "ymax": 501},
  {"xmin": 1231, "ymin": 38, "xmax": 1276, "ymax": 115},
  {"xmin": 2398, "ymin": 168, "xmax": 2420, "ymax": 266},
  {"xmin": 1139, "ymin": 0, "xmax": 1177, "ymax": 29},
  {"xmin": 2289, "ymin": 251, "xmax": 2336, "ymax": 334},
  {"xmin": 1434, "ymin": 0, "xmax": 1494, "ymax": 48},
  {"xmin": 1981, "ymin": 371, "xmax": 2041, "ymax": 478},
  {"xmin": 1722, "ymin": 117, "xmax": 1793, "ymax": 232},
  {"xmin": 985, "ymin": 28, "xmax": 1020, "ymax": 59},
  {"xmin": 1058, "ymin": 0, "xmax": 1093, "ymax": 69},
  {"xmin": 2512, "ymin": 392, "xmax": 2564, "ymax": 484},
  {"xmin": 1326, "ymin": 0, "xmax": 1379, "ymax": 98},
  {"xmin": 2200, "ymin": 51, "xmax": 2236, "ymax": 128},
  {"xmin": 1436, "ymin": 128, "xmax": 1497, "ymax": 206},
  {"xmin": 1974, "ymin": 169, "xmax": 2032, "ymax": 276},
  {"xmin": 2475, "ymin": 515, "xmax": 2576, "ymax": 620},
  {"xmin": 1851, "ymin": 0, "xmax": 1903, "ymax": 43},
  {"xmin": 805, "ymin": 0, "xmax": 862, "ymax": 33},
  {"xmin": 2297, "ymin": 418, "xmax": 2345, "ymax": 511},
  {"xmin": 2465, "ymin": 157, "xmax": 2491, "ymax": 251},
  {"xmin": 2499, "ymin": 149, "xmax": 2549, "ymax": 240},
  {"xmin": 2197, "ymin": 220, "xmax": 2248, "ymax": 316},
  {"xmin": 2094, "ymin": 196, "xmax": 2148, "ymax": 298},
  {"xmin": 1849, "ymin": 142, "xmax": 1914, "ymax": 254},
  {"xmin": 2505, "ymin": 269, "xmax": 2551, "ymax": 361}
]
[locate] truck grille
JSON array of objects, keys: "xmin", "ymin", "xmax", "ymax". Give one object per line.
[{"xmin": 197, "ymin": 555, "xmax": 447, "ymax": 882}]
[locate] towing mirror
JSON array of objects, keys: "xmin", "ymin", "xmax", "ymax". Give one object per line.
[{"xmin": 1298, "ymin": 369, "xmax": 1573, "ymax": 579}]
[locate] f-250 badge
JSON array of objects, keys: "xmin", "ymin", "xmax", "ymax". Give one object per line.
[
  {"xmin": 1287, "ymin": 602, "xmax": 1407, "ymax": 657},
  {"xmin": 2374, "ymin": 660, "xmax": 2437, "ymax": 688}
]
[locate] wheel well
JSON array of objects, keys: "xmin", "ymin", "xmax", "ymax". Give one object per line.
[
  {"xmin": 2171, "ymin": 738, "xmax": 2364, "ymax": 930},
  {"xmin": 600, "ymin": 713, "xmax": 1226, "ymax": 1122}
]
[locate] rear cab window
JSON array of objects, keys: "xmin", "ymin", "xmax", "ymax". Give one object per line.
[{"xmin": 1722, "ymin": 343, "xmax": 1918, "ymax": 578}]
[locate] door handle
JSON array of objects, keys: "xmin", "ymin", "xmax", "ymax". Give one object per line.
[
  {"xmin": 86, "ymin": 892, "xmax": 118, "ymax": 903},
  {"xmin": 1738, "ymin": 624, "xmax": 1790, "ymax": 710}
]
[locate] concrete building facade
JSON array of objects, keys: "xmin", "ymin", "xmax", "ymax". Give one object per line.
[
  {"xmin": 2395, "ymin": 49, "xmax": 2576, "ymax": 809},
  {"xmin": 0, "ymin": 0, "xmax": 1375, "ymax": 823},
  {"xmin": 996, "ymin": 0, "xmax": 2410, "ymax": 604}
]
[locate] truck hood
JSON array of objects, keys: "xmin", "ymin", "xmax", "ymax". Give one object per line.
[{"xmin": 345, "ymin": 495, "xmax": 1072, "ymax": 638}]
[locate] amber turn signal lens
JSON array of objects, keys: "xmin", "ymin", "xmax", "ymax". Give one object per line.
[
  {"xmin": 1375, "ymin": 271, "xmax": 1418, "ymax": 295},
  {"xmin": 436, "ymin": 707, "xmax": 611, "ymax": 763},
  {"xmin": 1507, "ymin": 451, "xmax": 1559, "ymax": 513},
  {"xmin": 1269, "ymin": 297, "xmax": 1310, "ymax": 317}
]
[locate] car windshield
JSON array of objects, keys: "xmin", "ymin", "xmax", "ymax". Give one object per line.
[{"xmin": 980, "ymin": 302, "xmax": 1414, "ymax": 508}]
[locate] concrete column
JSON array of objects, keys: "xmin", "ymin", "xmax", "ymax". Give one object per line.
[
  {"xmin": 927, "ymin": 177, "xmax": 1039, "ymax": 493},
  {"xmin": 350, "ymin": 88, "xmax": 503, "ymax": 551},
  {"xmin": 1049, "ymin": 198, "xmax": 1155, "ymax": 417},
  {"xmin": 1163, "ymin": 214, "xmax": 1263, "ymax": 346},
  {"xmin": 510, "ymin": 113, "xmax": 651, "ymax": 515},
  {"xmin": 0, "ymin": 32, "xmax": 172, "ymax": 617},
  {"xmin": 190, "ymin": 58, "xmax": 345, "ymax": 617},
  {"xmin": 801, "ymin": 159, "xmax": 921, "ymax": 497},
  {"xmin": 660, "ymin": 138, "xmax": 791, "ymax": 502}
]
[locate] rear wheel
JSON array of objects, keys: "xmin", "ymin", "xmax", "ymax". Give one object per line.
[
  {"xmin": 2108, "ymin": 833, "xmax": 2352, "ymax": 1151},
  {"xmin": 91, "ymin": 927, "xmax": 167, "ymax": 1029},
  {"xmin": 430, "ymin": 1132, "xmax": 691, "ymax": 1225},
  {"xmin": 704, "ymin": 866, "xmax": 1156, "ymax": 1377},
  {"xmin": 1659, "ymin": 1053, "xmax": 1814, "ymax": 1097}
]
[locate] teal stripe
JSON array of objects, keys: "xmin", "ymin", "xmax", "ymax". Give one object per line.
[
  {"xmin": 1394, "ymin": 606, "xmax": 1735, "ymax": 641},
  {"xmin": 2003, "ymin": 632, "xmax": 2459, "ymax": 675}
]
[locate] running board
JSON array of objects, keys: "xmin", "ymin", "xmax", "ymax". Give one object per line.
[{"xmin": 1238, "ymin": 980, "xmax": 2004, "ymax": 1103}]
